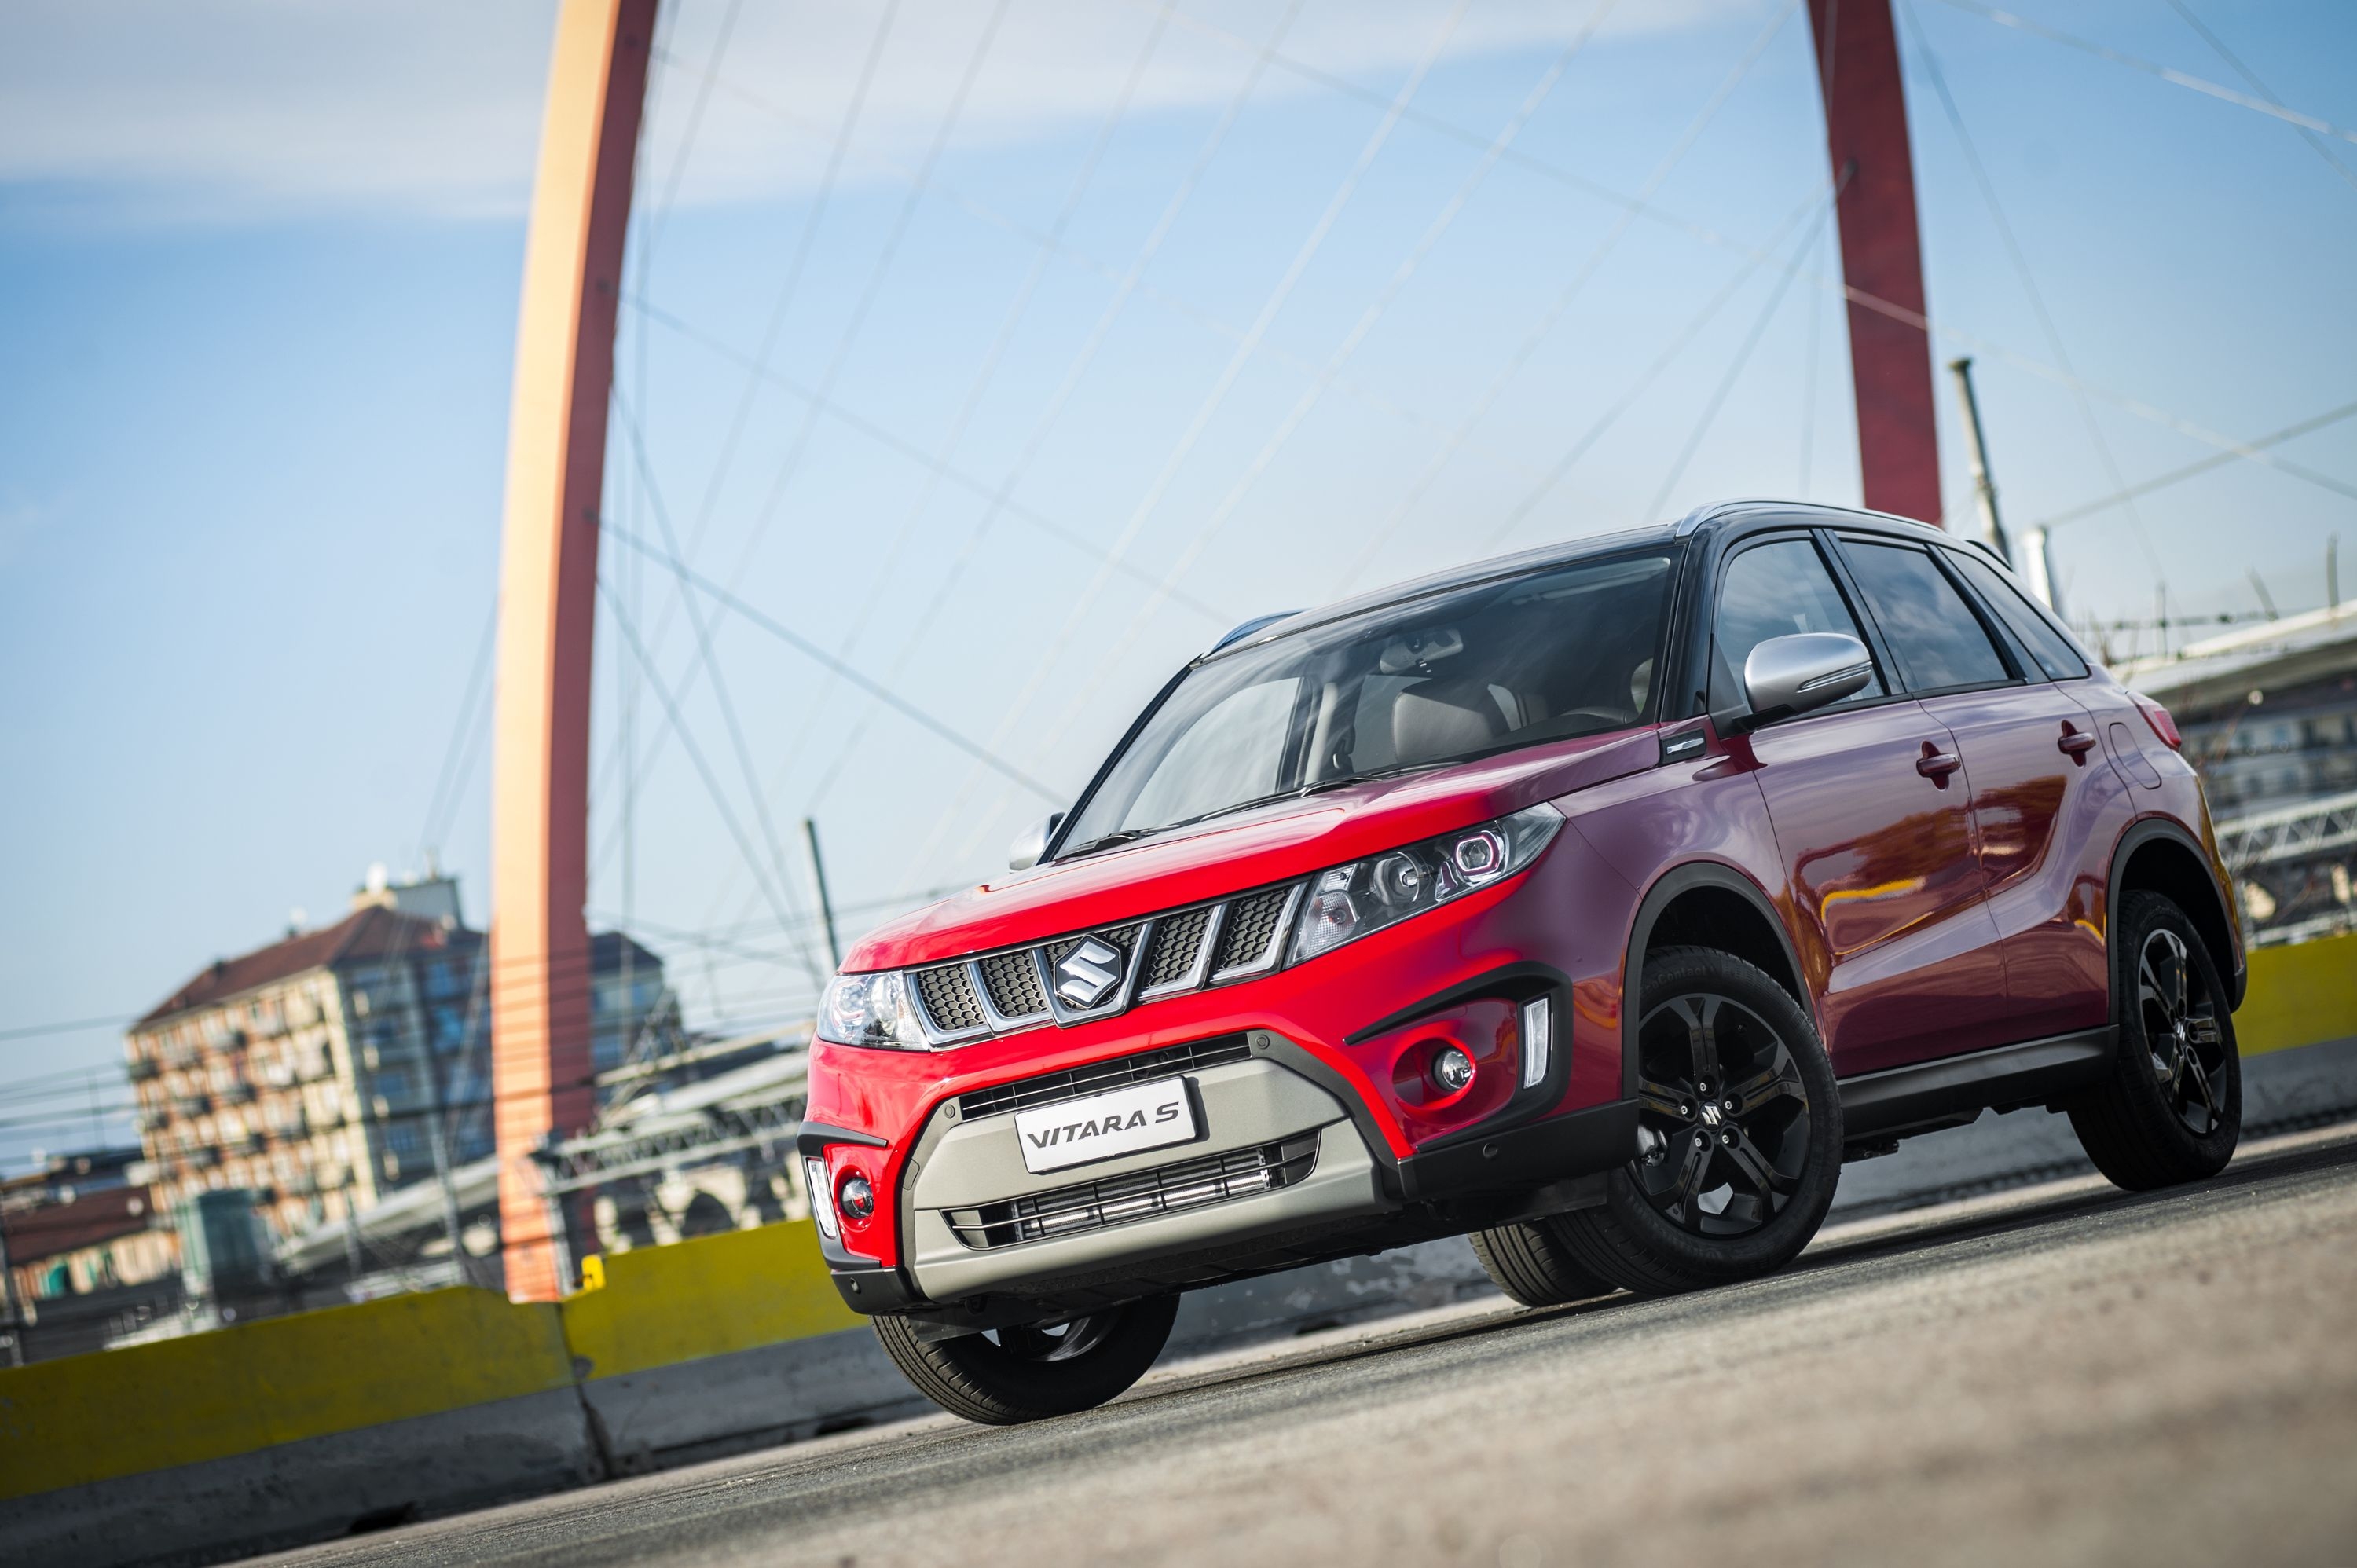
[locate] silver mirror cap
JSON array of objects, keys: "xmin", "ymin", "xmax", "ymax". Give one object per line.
[
  {"xmin": 1007, "ymin": 811, "xmax": 1065, "ymax": 871},
  {"xmin": 1743, "ymin": 632, "xmax": 1874, "ymax": 723}
]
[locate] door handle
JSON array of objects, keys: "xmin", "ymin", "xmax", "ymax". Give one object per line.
[
  {"xmin": 2058, "ymin": 727, "xmax": 2098, "ymax": 761},
  {"xmin": 1916, "ymin": 746, "xmax": 1963, "ymax": 784}
]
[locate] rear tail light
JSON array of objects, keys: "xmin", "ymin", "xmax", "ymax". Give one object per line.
[{"xmin": 2132, "ymin": 693, "xmax": 2183, "ymax": 749}]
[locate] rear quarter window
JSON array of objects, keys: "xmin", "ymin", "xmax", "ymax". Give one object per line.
[
  {"xmin": 1946, "ymin": 549, "xmax": 2091, "ymax": 680},
  {"xmin": 1839, "ymin": 540, "xmax": 2012, "ymax": 693}
]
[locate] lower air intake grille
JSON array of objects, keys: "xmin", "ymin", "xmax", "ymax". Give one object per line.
[
  {"xmin": 943, "ymin": 1134, "xmax": 1319, "ymax": 1251},
  {"xmin": 956, "ymin": 1035, "xmax": 1252, "ymax": 1120},
  {"xmin": 913, "ymin": 965, "xmax": 985, "ymax": 1034}
]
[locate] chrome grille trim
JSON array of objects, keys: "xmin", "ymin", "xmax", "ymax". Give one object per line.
[
  {"xmin": 1210, "ymin": 884, "xmax": 1300, "ymax": 982},
  {"xmin": 904, "ymin": 881, "xmax": 1299, "ymax": 1042},
  {"xmin": 941, "ymin": 1134, "xmax": 1320, "ymax": 1251},
  {"xmin": 1138, "ymin": 901, "xmax": 1223, "ymax": 999},
  {"xmin": 910, "ymin": 965, "xmax": 992, "ymax": 1046},
  {"xmin": 969, "ymin": 958, "xmax": 1049, "ymax": 1032}
]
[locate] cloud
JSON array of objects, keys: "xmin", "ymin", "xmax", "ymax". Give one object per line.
[{"xmin": 0, "ymin": 0, "xmax": 1753, "ymax": 225}]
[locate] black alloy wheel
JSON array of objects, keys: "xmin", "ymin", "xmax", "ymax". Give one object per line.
[
  {"xmin": 1630, "ymin": 992, "xmax": 1812, "ymax": 1237},
  {"xmin": 2068, "ymin": 890, "xmax": 2241, "ymax": 1191},
  {"xmin": 2135, "ymin": 925, "xmax": 2228, "ymax": 1137},
  {"xmin": 992, "ymin": 1313, "xmax": 1118, "ymax": 1362},
  {"xmin": 1542, "ymin": 946, "xmax": 1842, "ymax": 1297}
]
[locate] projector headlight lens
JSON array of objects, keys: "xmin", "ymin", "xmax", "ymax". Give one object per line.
[
  {"xmin": 816, "ymin": 970, "xmax": 930, "ymax": 1050},
  {"xmin": 1288, "ymin": 804, "xmax": 1563, "ymax": 965}
]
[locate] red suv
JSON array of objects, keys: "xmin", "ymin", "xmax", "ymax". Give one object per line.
[{"xmin": 802, "ymin": 501, "xmax": 2245, "ymax": 1423}]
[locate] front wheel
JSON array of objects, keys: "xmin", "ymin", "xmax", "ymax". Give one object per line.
[
  {"xmin": 1549, "ymin": 946, "xmax": 1843, "ymax": 1296},
  {"xmin": 2067, "ymin": 890, "xmax": 2241, "ymax": 1190},
  {"xmin": 871, "ymin": 1295, "xmax": 1178, "ymax": 1425}
]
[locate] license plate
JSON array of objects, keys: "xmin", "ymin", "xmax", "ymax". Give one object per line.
[{"xmin": 1014, "ymin": 1077, "xmax": 1197, "ymax": 1174}]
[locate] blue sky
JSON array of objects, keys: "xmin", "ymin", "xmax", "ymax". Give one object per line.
[{"xmin": 2, "ymin": 0, "xmax": 2352, "ymax": 1170}]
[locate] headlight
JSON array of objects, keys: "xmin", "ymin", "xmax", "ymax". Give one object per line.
[
  {"xmin": 1288, "ymin": 803, "xmax": 1563, "ymax": 965},
  {"xmin": 816, "ymin": 970, "xmax": 930, "ymax": 1050}
]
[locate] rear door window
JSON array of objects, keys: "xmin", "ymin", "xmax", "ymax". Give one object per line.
[
  {"xmin": 1710, "ymin": 537, "xmax": 1886, "ymax": 713},
  {"xmin": 1945, "ymin": 550, "xmax": 2091, "ymax": 680},
  {"xmin": 1839, "ymin": 540, "xmax": 2013, "ymax": 694}
]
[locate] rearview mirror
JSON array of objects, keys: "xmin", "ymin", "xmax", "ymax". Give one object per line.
[
  {"xmin": 1007, "ymin": 811, "xmax": 1065, "ymax": 871},
  {"xmin": 1741, "ymin": 632, "xmax": 1873, "ymax": 727}
]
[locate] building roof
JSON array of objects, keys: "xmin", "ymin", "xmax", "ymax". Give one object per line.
[
  {"xmin": 2117, "ymin": 599, "xmax": 2357, "ymax": 714},
  {"xmin": 590, "ymin": 930, "xmax": 662, "ymax": 973},
  {"xmin": 0, "ymin": 1184, "xmax": 160, "ymax": 1265},
  {"xmin": 134, "ymin": 906, "xmax": 478, "ymax": 1030}
]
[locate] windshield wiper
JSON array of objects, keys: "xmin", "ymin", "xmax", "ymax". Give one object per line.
[
  {"xmin": 1056, "ymin": 827, "xmax": 1160, "ymax": 860},
  {"xmin": 1296, "ymin": 772, "xmax": 1384, "ymax": 795}
]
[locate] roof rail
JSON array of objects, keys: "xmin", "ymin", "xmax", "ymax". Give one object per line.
[{"xmin": 1210, "ymin": 610, "xmax": 1301, "ymax": 654}]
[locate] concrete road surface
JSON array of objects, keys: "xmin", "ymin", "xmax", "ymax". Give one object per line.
[{"xmin": 278, "ymin": 1125, "xmax": 2357, "ymax": 1568}]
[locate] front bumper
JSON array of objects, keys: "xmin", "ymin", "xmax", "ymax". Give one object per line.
[
  {"xmin": 804, "ymin": 820, "xmax": 1651, "ymax": 1313},
  {"xmin": 900, "ymin": 1052, "xmax": 1377, "ymax": 1302},
  {"xmin": 807, "ymin": 1030, "xmax": 1638, "ymax": 1315}
]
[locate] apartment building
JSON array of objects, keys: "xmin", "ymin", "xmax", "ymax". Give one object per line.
[{"xmin": 125, "ymin": 873, "xmax": 673, "ymax": 1243}]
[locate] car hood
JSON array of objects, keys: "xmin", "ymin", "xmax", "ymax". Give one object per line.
[{"xmin": 842, "ymin": 725, "xmax": 1662, "ymax": 971}]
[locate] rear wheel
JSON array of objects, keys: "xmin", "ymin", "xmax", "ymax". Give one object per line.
[
  {"xmin": 2068, "ymin": 891, "xmax": 2240, "ymax": 1190},
  {"xmin": 871, "ymin": 1294, "xmax": 1178, "ymax": 1425},
  {"xmin": 1550, "ymin": 946, "xmax": 1842, "ymax": 1295}
]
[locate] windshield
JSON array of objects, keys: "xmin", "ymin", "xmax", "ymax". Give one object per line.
[{"xmin": 1059, "ymin": 548, "xmax": 1681, "ymax": 853}]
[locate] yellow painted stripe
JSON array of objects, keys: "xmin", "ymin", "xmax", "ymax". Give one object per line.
[
  {"xmin": 559, "ymin": 1218, "xmax": 863, "ymax": 1383},
  {"xmin": 0, "ymin": 1217, "xmax": 858, "ymax": 1502},
  {"xmin": 2238, "ymin": 930, "xmax": 2357, "ymax": 1057},
  {"xmin": 0, "ymin": 1287, "xmax": 574, "ymax": 1500}
]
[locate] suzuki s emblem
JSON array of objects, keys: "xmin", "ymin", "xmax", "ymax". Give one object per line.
[{"xmin": 1054, "ymin": 937, "xmax": 1125, "ymax": 1009}]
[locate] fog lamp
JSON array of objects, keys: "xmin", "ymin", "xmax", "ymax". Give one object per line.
[
  {"xmin": 839, "ymin": 1174, "xmax": 876, "ymax": 1222},
  {"xmin": 1432, "ymin": 1045, "xmax": 1475, "ymax": 1094}
]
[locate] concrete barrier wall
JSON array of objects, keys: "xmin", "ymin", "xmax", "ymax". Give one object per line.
[
  {"xmin": 0, "ymin": 1284, "xmax": 578, "ymax": 1500},
  {"xmin": 5, "ymin": 932, "xmax": 2353, "ymax": 1565}
]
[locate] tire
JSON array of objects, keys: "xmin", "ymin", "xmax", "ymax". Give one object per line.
[
  {"xmin": 1468, "ymin": 1219, "xmax": 1616, "ymax": 1308},
  {"xmin": 1549, "ymin": 946, "xmax": 1842, "ymax": 1296},
  {"xmin": 2068, "ymin": 890, "xmax": 2241, "ymax": 1191},
  {"xmin": 871, "ymin": 1294, "xmax": 1179, "ymax": 1425}
]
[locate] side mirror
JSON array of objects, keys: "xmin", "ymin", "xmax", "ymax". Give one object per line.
[
  {"xmin": 1007, "ymin": 811, "xmax": 1065, "ymax": 872},
  {"xmin": 1741, "ymin": 632, "xmax": 1874, "ymax": 727}
]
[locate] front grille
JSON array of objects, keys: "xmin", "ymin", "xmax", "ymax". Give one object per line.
[
  {"xmin": 957, "ymin": 1035, "xmax": 1253, "ymax": 1120},
  {"xmin": 942, "ymin": 1134, "xmax": 1319, "ymax": 1251},
  {"xmin": 977, "ymin": 951, "xmax": 1047, "ymax": 1018},
  {"xmin": 904, "ymin": 886, "xmax": 1296, "ymax": 1043},
  {"xmin": 1214, "ymin": 888, "xmax": 1292, "ymax": 973},
  {"xmin": 914, "ymin": 965, "xmax": 986, "ymax": 1033},
  {"xmin": 1142, "ymin": 906, "xmax": 1212, "ymax": 987}
]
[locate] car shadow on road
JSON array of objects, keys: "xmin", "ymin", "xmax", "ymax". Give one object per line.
[{"xmin": 1130, "ymin": 1123, "xmax": 2357, "ymax": 1413}]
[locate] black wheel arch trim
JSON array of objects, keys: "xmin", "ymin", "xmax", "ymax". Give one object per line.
[
  {"xmin": 2109, "ymin": 815, "xmax": 2245, "ymax": 1011},
  {"xmin": 1622, "ymin": 860, "xmax": 1815, "ymax": 1100}
]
